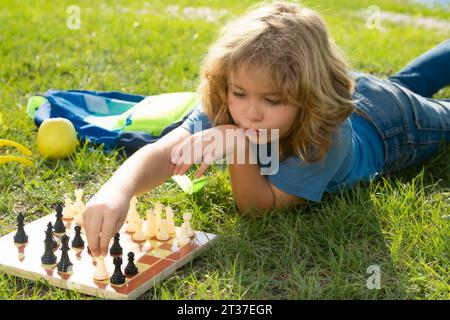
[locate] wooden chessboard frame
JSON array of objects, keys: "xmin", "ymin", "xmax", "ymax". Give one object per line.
[{"xmin": 0, "ymin": 213, "xmax": 218, "ymax": 299}]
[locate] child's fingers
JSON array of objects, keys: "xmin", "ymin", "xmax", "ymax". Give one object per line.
[
  {"xmin": 170, "ymin": 141, "xmax": 184, "ymax": 164},
  {"xmin": 171, "ymin": 144, "xmax": 189, "ymax": 175},
  {"xmin": 99, "ymin": 217, "xmax": 118, "ymax": 257},
  {"xmin": 175, "ymin": 136, "xmax": 206, "ymax": 176},
  {"xmin": 176, "ymin": 135, "xmax": 202, "ymax": 165},
  {"xmin": 170, "ymin": 134, "xmax": 195, "ymax": 164},
  {"xmin": 84, "ymin": 213, "xmax": 103, "ymax": 257},
  {"xmin": 195, "ymin": 162, "xmax": 210, "ymax": 179},
  {"xmin": 176, "ymin": 162, "xmax": 194, "ymax": 176},
  {"xmin": 194, "ymin": 143, "xmax": 215, "ymax": 178}
]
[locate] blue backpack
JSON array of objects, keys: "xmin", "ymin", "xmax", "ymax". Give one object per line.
[{"xmin": 27, "ymin": 89, "xmax": 199, "ymax": 156}]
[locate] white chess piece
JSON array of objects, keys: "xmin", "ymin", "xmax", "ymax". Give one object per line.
[
  {"xmin": 154, "ymin": 201, "xmax": 163, "ymax": 216},
  {"xmin": 75, "ymin": 208, "xmax": 84, "ymax": 226},
  {"xmin": 154, "ymin": 202, "xmax": 162, "ymax": 232},
  {"xmin": 125, "ymin": 218, "xmax": 137, "ymax": 233},
  {"xmin": 73, "ymin": 189, "xmax": 85, "ymax": 215},
  {"xmin": 127, "ymin": 196, "xmax": 140, "ymax": 223},
  {"xmin": 132, "ymin": 219, "xmax": 146, "ymax": 242},
  {"xmin": 156, "ymin": 218, "xmax": 169, "ymax": 241},
  {"xmin": 93, "ymin": 256, "xmax": 109, "ymax": 280},
  {"xmin": 145, "ymin": 209, "xmax": 157, "ymax": 239},
  {"xmin": 177, "ymin": 223, "xmax": 190, "ymax": 246},
  {"xmin": 166, "ymin": 206, "xmax": 176, "ymax": 236},
  {"xmin": 62, "ymin": 195, "xmax": 75, "ymax": 220},
  {"xmin": 183, "ymin": 211, "xmax": 194, "ymax": 238}
]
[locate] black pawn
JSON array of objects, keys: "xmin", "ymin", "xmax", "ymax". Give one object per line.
[
  {"xmin": 41, "ymin": 224, "xmax": 57, "ymax": 265},
  {"xmin": 53, "ymin": 204, "xmax": 66, "ymax": 235},
  {"xmin": 110, "ymin": 256, "xmax": 126, "ymax": 285},
  {"xmin": 57, "ymin": 235, "xmax": 73, "ymax": 273},
  {"xmin": 109, "ymin": 233, "xmax": 123, "ymax": 256},
  {"xmin": 71, "ymin": 226, "xmax": 84, "ymax": 249},
  {"xmin": 124, "ymin": 252, "xmax": 138, "ymax": 276},
  {"xmin": 46, "ymin": 222, "xmax": 58, "ymax": 250},
  {"xmin": 13, "ymin": 213, "xmax": 28, "ymax": 244}
]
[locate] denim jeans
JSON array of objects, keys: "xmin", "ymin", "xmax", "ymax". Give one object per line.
[{"xmin": 352, "ymin": 39, "xmax": 450, "ymax": 173}]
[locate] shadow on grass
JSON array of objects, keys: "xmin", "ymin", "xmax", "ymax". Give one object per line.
[{"xmin": 165, "ymin": 146, "xmax": 449, "ymax": 299}]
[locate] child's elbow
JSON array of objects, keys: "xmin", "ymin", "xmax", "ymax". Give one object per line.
[
  {"xmin": 235, "ymin": 196, "xmax": 305, "ymax": 217},
  {"xmin": 235, "ymin": 200, "xmax": 273, "ymax": 218}
]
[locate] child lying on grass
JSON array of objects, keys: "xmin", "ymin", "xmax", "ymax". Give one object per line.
[{"xmin": 83, "ymin": 1, "xmax": 450, "ymax": 257}]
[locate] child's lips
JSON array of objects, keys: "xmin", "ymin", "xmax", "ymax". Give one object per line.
[{"xmin": 244, "ymin": 128, "xmax": 259, "ymax": 136}]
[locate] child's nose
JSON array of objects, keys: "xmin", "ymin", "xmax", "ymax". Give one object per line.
[{"xmin": 246, "ymin": 101, "xmax": 263, "ymax": 122}]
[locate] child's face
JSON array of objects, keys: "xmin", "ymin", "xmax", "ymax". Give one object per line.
[{"xmin": 227, "ymin": 63, "xmax": 298, "ymax": 144}]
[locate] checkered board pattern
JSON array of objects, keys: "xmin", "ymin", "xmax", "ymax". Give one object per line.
[{"xmin": 0, "ymin": 212, "xmax": 218, "ymax": 299}]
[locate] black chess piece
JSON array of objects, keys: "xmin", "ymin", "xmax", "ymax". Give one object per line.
[
  {"xmin": 71, "ymin": 226, "xmax": 84, "ymax": 249},
  {"xmin": 57, "ymin": 234, "xmax": 73, "ymax": 273},
  {"xmin": 45, "ymin": 222, "xmax": 58, "ymax": 250},
  {"xmin": 109, "ymin": 233, "xmax": 123, "ymax": 256},
  {"xmin": 13, "ymin": 212, "xmax": 28, "ymax": 244},
  {"xmin": 110, "ymin": 256, "xmax": 126, "ymax": 285},
  {"xmin": 41, "ymin": 224, "xmax": 57, "ymax": 265},
  {"xmin": 124, "ymin": 252, "xmax": 138, "ymax": 276},
  {"xmin": 53, "ymin": 204, "xmax": 66, "ymax": 235}
]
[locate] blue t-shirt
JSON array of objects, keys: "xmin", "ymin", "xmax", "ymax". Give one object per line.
[{"xmin": 181, "ymin": 104, "xmax": 384, "ymax": 202}]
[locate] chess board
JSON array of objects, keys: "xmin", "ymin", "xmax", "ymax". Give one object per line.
[{"xmin": 0, "ymin": 213, "xmax": 218, "ymax": 299}]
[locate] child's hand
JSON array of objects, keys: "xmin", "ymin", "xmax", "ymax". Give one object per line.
[
  {"xmin": 82, "ymin": 188, "xmax": 131, "ymax": 257},
  {"xmin": 170, "ymin": 125, "xmax": 246, "ymax": 178}
]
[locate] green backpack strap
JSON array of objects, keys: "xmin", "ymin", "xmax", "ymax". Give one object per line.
[
  {"xmin": 113, "ymin": 92, "xmax": 199, "ymax": 135},
  {"xmin": 26, "ymin": 96, "xmax": 47, "ymax": 119}
]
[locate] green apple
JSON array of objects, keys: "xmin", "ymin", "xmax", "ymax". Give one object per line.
[{"xmin": 37, "ymin": 118, "xmax": 79, "ymax": 160}]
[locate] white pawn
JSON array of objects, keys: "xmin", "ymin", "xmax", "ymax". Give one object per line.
[
  {"xmin": 154, "ymin": 202, "xmax": 162, "ymax": 231},
  {"xmin": 62, "ymin": 194, "xmax": 75, "ymax": 220},
  {"xmin": 154, "ymin": 201, "xmax": 163, "ymax": 216},
  {"xmin": 177, "ymin": 223, "xmax": 190, "ymax": 247},
  {"xmin": 93, "ymin": 256, "xmax": 109, "ymax": 281},
  {"xmin": 183, "ymin": 211, "xmax": 194, "ymax": 238},
  {"xmin": 75, "ymin": 208, "xmax": 84, "ymax": 226},
  {"xmin": 132, "ymin": 219, "xmax": 146, "ymax": 242},
  {"xmin": 127, "ymin": 196, "xmax": 139, "ymax": 223},
  {"xmin": 166, "ymin": 206, "xmax": 176, "ymax": 236},
  {"xmin": 73, "ymin": 189, "xmax": 85, "ymax": 215},
  {"xmin": 125, "ymin": 218, "xmax": 137, "ymax": 233},
  {"xmin": 145, "ymin": 209, "xmax": 157, "ymax": 239},
  {"xmin": 156, "ymin": 218, "xmax": 169, "ymax": 241}
]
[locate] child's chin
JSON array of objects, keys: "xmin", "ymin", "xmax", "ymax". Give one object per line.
[{"xmin": 247, "ymin": 134, "xmax": 271, "ymax": 145}]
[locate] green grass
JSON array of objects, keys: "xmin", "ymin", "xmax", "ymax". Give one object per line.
[{"xmin": 0, "ymin": 0, "xmax": 449, "ymax": 299}]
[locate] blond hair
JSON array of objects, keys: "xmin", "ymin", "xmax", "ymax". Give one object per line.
[{"xmin": 197, "ymin": 1, "xmax": 355, "ymax": 163}]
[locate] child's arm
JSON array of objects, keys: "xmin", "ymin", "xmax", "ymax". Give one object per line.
[
  {"xmin": 172, "ymin": 125, "xmax": 304, "ymax": 216},
  {"xmin": 229, "ymin": 139, "xmax": 304, "ymax": 216},
  {"xmin": 83, "ymin": 126, "xmax": 191, "ymax": 257}
]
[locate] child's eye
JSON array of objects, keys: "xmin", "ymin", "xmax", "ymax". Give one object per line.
[
  {"xmin": 265, "ymin": 98, "xmax": 281, "ymax": 106},
  {"xmin": 233, "ymin": 92, "xmax": 245, "ymax": 97}
]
